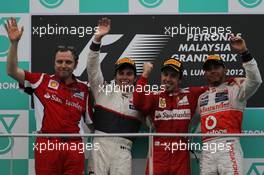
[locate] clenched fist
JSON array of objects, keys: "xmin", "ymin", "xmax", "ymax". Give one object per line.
[{"xmin": 142, "ymin": 62, "xmax": 153, "ymax": 78}]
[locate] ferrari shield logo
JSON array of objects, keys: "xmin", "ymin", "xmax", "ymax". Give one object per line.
[{"xmin": 159, "ymin": 98, "xmax": 166, "ymax": 108}]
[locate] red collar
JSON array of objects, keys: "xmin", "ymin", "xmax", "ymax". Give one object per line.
[{"xmin": 164, "ymin": 88, "xmax": 180, "ymax": 96}]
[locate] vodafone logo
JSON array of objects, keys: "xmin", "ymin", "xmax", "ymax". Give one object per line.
[{"xmin": 205, "ymin": 115, "xmax": 217, "ymax": 130}]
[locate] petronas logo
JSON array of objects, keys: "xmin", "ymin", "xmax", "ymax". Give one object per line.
[
  {"xmin": 239, "ymin": 0, "xmax": 262, "ymax": 8},
  {"xmin": 139, "ymin": 0, "xmax": 163, "ymax": 8},
  {"xmin": 39, "ymin": 0, "xmax": 64, "ymax": 9},
  {"xmin": 0, "ymin": 114, "xmax": 19, "ymax": 154}
]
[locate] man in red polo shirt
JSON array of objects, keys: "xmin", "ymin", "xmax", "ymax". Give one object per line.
[
  {"xmin": 133, "ymin": 58, "xmax": 206, "ymax": 175},
  {"xmin": 5, "ymin": 17, "xmax": 93, "ymax": 175}
]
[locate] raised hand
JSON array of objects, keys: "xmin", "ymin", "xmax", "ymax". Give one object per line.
[
  {"xmin": 142, "ymin": 62, "xmax": 153, "ymax": 78},
  {"xmin": 5, "ymin": 17, "xmax": 24, "ymax": 43},
  {"xmin": 94, "ymin": 18, "xmax": 111, "ymax": 42},
  {"xmin": 229, "ymin": 34, "xmax": 247, "ymax": 53}
]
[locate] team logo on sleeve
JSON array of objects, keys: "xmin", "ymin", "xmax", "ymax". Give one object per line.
[
  {"xmin": 48, "ymin": 80, "xmax": 59, "ymax": 90},
  {"xmin": 159, "ymin": 98, "xmax": 166, "ymax": 108}
]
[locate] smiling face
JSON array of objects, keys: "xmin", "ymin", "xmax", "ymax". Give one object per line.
[
  {"xmin": 54, "ymin": 50, "xmax": 77, "ymax": 81},
  {"xmin": 161, "ymin": 67, "xmax": 181, "ymax": 93},
  {"xmin": 204, "ymin": 64, "xmax": 227, "ymax": 87},
  {"xmin": 115, "ymin": 65, "xmax": 136, "ymax": 92}
]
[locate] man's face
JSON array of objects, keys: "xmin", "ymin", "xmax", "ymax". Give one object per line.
[
  {"xmin": 161, "ymin": 68, "xmax": 181, "ymax": 93},
  {"xmin": 204, "ymin": 64, "xmax": 227, "ymax": 86},
  {"xmin": 54, "ymin": 51, "xmax": 76, "ymax": 80},
  {"xmin": 115, "ymin": 67, "xmax": 136, "ymax": 91}
]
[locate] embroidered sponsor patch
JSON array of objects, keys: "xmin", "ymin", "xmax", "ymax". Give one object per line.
[
  {"xmin": 73, "ymin": 91, "xmax": 84, "ymax": 100},
  {"xmin": 215, "ymin": 91, "xmax": 229, "ymax": 103},
  {"xmin": 48, "ymin": 80, "xmax": 59, "ymax": 90},
  {"xmin": 155, "ymin": 109, "xmax": 191, "ymax": 120},
  {"xmin": 159, "ymin": 98, "xmax": 166, "ymax": 108},
  {"xmin": 200, "ymin": 95, "xmax": 209, "ymax": 107},
  {"xmin": 178, "ymin": 96, "xmax": 189, "ymax": 106}
]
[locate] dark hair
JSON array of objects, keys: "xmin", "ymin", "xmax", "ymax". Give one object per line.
[
  {"xmin": 161, "ymin": 66, "xmax": 183, "ymax": 80},
  {"xmin": 54, "ymin": 45, "xmax": 79, "ymax": 61},
  {"xmin": 161, "ymin": 58, "xmax": 183, "ymax": 79}
]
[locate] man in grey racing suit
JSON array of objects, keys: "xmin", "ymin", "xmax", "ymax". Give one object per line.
[{"xmin": 198, "ymin": 34, "xmax": 262, "ymax": 175}]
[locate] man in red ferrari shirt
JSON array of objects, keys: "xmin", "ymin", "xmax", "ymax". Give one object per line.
[
  {"xmin": 133, "ymin": 58, "xmax": 206, "ymax": 175},
  {"xmin": 5, "ymin": 17, "xmax": 93, "ymax": 175}
]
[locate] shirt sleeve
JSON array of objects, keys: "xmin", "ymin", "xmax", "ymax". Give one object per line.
[
  {"xmin": 133, "ymin": 76, "xmax": 156, "ymax": 115},
  {"xmin": 23, "ymin": 71, "xmax": 45, "ymax": 89},
  {"xmin": 188, "ymin": 86, "xmax": 208, "ymax": 118},
  {"xmin": 84, "ymin": 84, "xmax": 94, "ymax": 124},
  {"xmin": 237, "ymin": 59, "xmax": 262, "ymax": 102},
  {"xmin": 190, "ymin": 86, "xmax": 208, "ymax": 101},
  {"xmin": 87, "ymin": 43, "xmax": 104, "ymax": 100}
]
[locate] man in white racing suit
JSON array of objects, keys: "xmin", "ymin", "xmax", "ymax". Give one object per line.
[
  {"xmin": 198, "ymin": 34, "xmax": 262, "ymax": 175},
  {"xmin": 86, "ymin": 18, "xmax": 145, "ymax": 175}
]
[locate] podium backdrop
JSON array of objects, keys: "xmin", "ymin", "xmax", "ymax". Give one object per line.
[{"xmin": 1, "ymin": 1, "xmax": 264, "ymax": 175}]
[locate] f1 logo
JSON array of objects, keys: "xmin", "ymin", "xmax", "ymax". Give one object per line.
[
  {"xmin": 74, "ymin": 34, "xmax": 169, "ymax": 76},
  {"xmin": 74, "ymin": 34, "xmax": 123, "ymax": 76}
]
